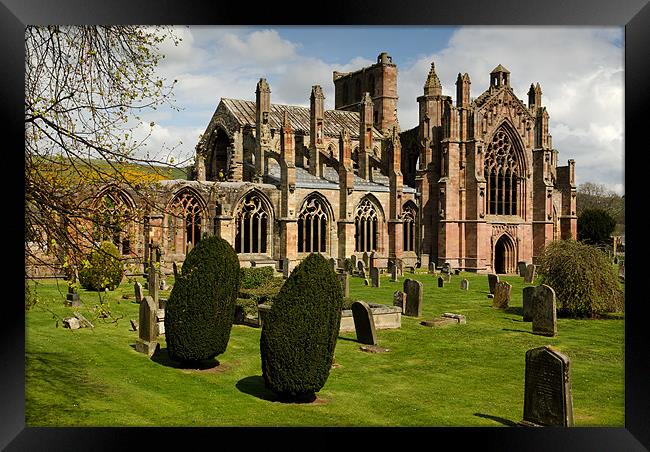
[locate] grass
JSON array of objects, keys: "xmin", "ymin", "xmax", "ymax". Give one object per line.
[{"xmin": 25, "ymin": 271, "xmax": 624, "ymax": 427}]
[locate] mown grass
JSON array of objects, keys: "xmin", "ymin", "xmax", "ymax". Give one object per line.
[{"xmin": 25, "ymin": 271, "xmax": 624, "ymax": 427}]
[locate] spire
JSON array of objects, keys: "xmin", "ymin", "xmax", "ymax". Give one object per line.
[
  {"xmin": 424, "ymin": 61, "xmax": 442, "ymax": 96},
  {"xmin": 528, "ymin": 82, "xmax": 542, "ymax": 109}
]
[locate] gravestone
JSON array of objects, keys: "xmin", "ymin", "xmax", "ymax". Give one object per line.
[
  {"xmin": 155, "ymin": 308, "xmax": 165, "ymax": 336},
  {"xmin": 329, "ymin": 258, "xmax": 337, "ymax": 271},
  {"xmin": 460, "ymin": 279, "xmax": 469, "ymax": 291},
  {"xmin": 359, "ymin": 267, "xmax": 367, "ymax": 280},
  {"xmin": 351, "ymin": 301, "xmax": 378, "ymax": 345},
  {"xmin": 437, "ymin": 276, "xmax": 444, "ymax": 288},
  {"xmin": 148, "ymin": 265, "xmax": 159, "ymax": 306},
  {"xmin": 396, "ymin": 259, "xmax": 403, "ymax": 277},
  {"xmin": 488, "ymin": 273, "xmax": 499, "ymax": 294},
  {"xmin": 518, "ymin": 261, "xmax": 528, "ymax": 277},
  {"xmin": 369, "ymin": 252, "xmax": 376, "ymax": 269},
  {"xmin": 520, "ymin": 346, "xmax": 574, "ymax": 427},
  {"xmin": 134, "ymin": 282, "xmax": 143, "ymax": 304},
  {"xmin": 454, "ymin": 269, "xmax": 460, "ymax": 276},
  {"xmin": 522, "ymin": 286, "xmax": 535, "ymax": 321},
  {"xmin": 492, "ymin": 281, "xmax": 512, "ymax": 309},
  {"xmin": 63, "ymin": 317, "xmax": 80, "ymax": 329},
  {"xmin": 442, "ymin": 312, "xmax": 467, "ymax": 324},
  {"xmin": 532, "ymin": 285, "xmax": 557, "ymax": 337},
  {"xmin": 363, "ymin": 252, "xmax": 370, "ymax": 268},
  {"xmin": 441, "ymin": 262, "xmax": 451, "ymax": 274},
  {"xmin": 351, "ymin": 255, "xmax": 357, "ymax": 269},
  {"xmin": 403, "ymin": 279, "xmax": 423, "ymax": 317},
  {"xmin": 524, "ymin": 264, "xmax": 537, "ymax": 284},
  {"xmin": 357, "ymin": 260, "xmax": 365, "ymax": 275},
  {"xmin": 65, "ymin": 286, "xmax": 81, "ymax": 307},
  {"xmin": 338, "ymin": 273, "xmax": 350, "ymax": 298},
  {"xmin": 73, "ymin": 311, "xmax": 94, "ymax": 329},
  {"xmin": 135, "ymin": 296, "xmax": 158, "ymax": 357},
  {"xmin": 393, "ymin": 291, "xmax": 406, "ymax": 313},
  {"xmin": 428, "ymin": 262, "xmax": 436, "ymax": 274},
  {"xmin": 160, "ymin": 278, "xmax": 169, "ymax": 291},
  {"xmin": 390, "ymin": 264, "xmax": 398, "ymax": 282},
  {"xmin": 370, "ymin": 267, "xmax": 380, "ymax": 288}
]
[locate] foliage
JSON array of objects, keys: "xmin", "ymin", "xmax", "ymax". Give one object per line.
[
  {"xmin": 577, "ymin": 208, "xmax": 617, "ymax": 246},
  {"xmin": 234, "ymin": 298, "xmax": 259, "ymax": 322},
  {"xmin": 536, "ymin": 239, "xmax": 624, "ymax": 318},
  {"xmin": 240, "ymin": 266, "xmax": 275, "ymax": 289},
  {"xmin": 78, "ymin": 241, "xmax": 124, "ymax": 291},
  {"xmin": 165, "ymin": 236, "xmax": 241, "ymax": 364},
  {"xmin": 260, "ymin": 253, "xmax": 343, "ymax": 400},
  {"xmin": 577, "ymin": 182, "xmax": 624, "ymax": 234},
  {"xmin": 343, "ymin": 258, "xmax": 355, "ymax": 274},
  {"xmin": 238, "ymin": 277, "xmax": 284, "ymax": 304}
]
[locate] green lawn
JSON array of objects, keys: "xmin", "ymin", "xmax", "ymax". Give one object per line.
[{"xmin": 25, "ymin": 271, "xmax": 624, "ymax": 427}]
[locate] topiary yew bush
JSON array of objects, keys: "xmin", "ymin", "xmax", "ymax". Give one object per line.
[
  {"xmin": 260, "ymin": 253, "xmax": 343, "ymax": 401},
  {"xmin": 165, "ymin": 236, "xmax": 241, "ymax": 364},
  {"xmin": 536, "ymin": 239, "xmax": 624, "ymax": 318},
  {"xmin": 78, "ymin": 241, "xmax": 124, "ymax": 291}
]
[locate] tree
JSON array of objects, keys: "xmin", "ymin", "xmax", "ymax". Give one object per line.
[
  {"xmin": 576, "ymin": 182, "xmax": 624, "ymax": 233},
  {"xmin": 577, "ymin": 208, "xmax": 617, "ymax": 246},
  {"xmin": 25, "ymin": 26, "xmax": 184, "ymax": 280}
]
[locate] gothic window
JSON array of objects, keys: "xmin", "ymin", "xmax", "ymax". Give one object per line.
[
  {"xmin": 402, "ymin": 203, "xmax": 417, "ymax": 252},
  {"xmin": 484, "ymin": 127, "xmax": 522, "ymax": 216},
  {"xmin": 297, "ymin": 195, "xmax": 329, "ymax": 253},
  {"xmin": 168, "ymin": 190, "xmax": 204, "ymax": 254},
  {"xmin": 93, "ymin": 188, "xmax": 134, "ymax": 256},
  {"xmin": 235, "ymin": 192, "xmax": 270, "ymax": 254},
  {"xmin": 355, "ymin": 197, "xmax": 380, "ymax": 253}
]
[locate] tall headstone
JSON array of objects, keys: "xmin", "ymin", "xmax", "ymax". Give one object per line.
[
  {"xmin": 338, "ymin": 273, "xmax": 350, "ymax": 298},
  {"xmin": 396, "ymin": 259, "xmax": 403, "ymax": 277},
  {"xmin": 135, "ymin": 296, "xmax": 158, "ymax": 357},
  {"xmin": 518, "ymin": 261, "xmax": 528, "ymax": 277},
  {"xmin": 351, "ymin": 301, "xmax": 378, "ymax": 345},
  {"xmin": 134, "ymin": 282, "xmax": 143, "ymax": 304},
  {"xmin": 437, "ymin": 276, "xmax": 444, "ymax": 288},
  {"xmin": 520, "ymin": 346, "xmax": 574, "ymax": 427},
  {"xmin": 460, "ymin": 279, "xmax": 469, "ymax": 291},
  {"xmin": 65, "ymin": 286, "xmax": 81, "ymax": 307},
  {"xmin": 370, "ymin": 267, "xmax": 380, "ymax": 288},
  {"xmin": 351, "ymin": 255, "xmax": 357, "ymax": 269},
  {"xmin": 532, "ymin": 285, "xmax": 557, "ymax": 337},
  {"xmin": 492, "ymin": 281, "xmax": 512, "ymax": 309},
  {"xmin": 428, "ymin": 262, "xmax": 436, "ymax": 274},
  {"xmin": 487, "ymin": 273, "xmax": 499, "ymax": 294},
  {"xmin": 148, "ymin": 264, "xmax": 159, "ymax": 306},
  {"xmin": 393, "ymin": 290, "xmax": 406, "ymax": 313},
  {"xmin": 522, "ymin": 286, "xmax": 535, "ymax": 321},
  {"xmin": 403, "ymin": 279, "xmax": 423, "ymax": 317},
  {"xmin": 524, "ymin": 264, "xmax": 537, "ymax": 284},
  {"xmin": 357, "ymin": 260, "xmax": 365, "ymax": 276},
  {"xmin": 390, "ymin": 264, "xmax": 398, "ymax": 282}
]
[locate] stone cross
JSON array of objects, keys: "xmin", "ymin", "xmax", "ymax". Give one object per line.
[
  {"xmin": 460, "ymin": 279, "xmax": 469, "ymax": 291},
  {"xmin": 135, "ymin": 296, "xmax": 158, "ymax": 357},
  {"xmin": 492, "ymin": 281, "xmax": 512, "ymax": 309},
  {"xmin": 524, "ymin": 264, "xmax": 537, "ymax": 284},
  {"xmin": 351, "ymin": 301, "xmax": 378, "ymax": 345},
  {"xmin": 403, "ymin": 279, "xmax": 423, "ymax": 317},
  {"xmin": 520, "ymin": 346, "xmax": 574, "ymax": 427},
  {"xmin": 370, "ymin": 267, "xmax": 380, "ymax": 288},
  {"xmin": 532, "ymin": 284, "xmax": 557, "ymax": 337},
  {"xmin": 134, "ymin": 281, "xmax": 143, "ymax": 304},
  {"xmin": 487, "ymin": 273, "xmax": 499, "ymax": 294},
  {"xmin": 437, "ymin": 276, "xmax": 444, "ymax": 288},
  {"xmin": 393, "ymin": 290, "xmax": 406, "ymax": 313},
  {"xmin": 338, "ymin": 272, "xmax": 350, "ymax": 298},
  {"xmin": 518, "ymin": 261, "xmax": 528, "ymax": 277}
]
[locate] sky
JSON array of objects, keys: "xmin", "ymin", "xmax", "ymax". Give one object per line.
[{"xmin": 139, "ymin": 25, "xmax": 624, "ymax": 195}]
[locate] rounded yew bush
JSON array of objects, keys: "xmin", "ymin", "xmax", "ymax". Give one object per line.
[
  {"xmin": 78, "ymin": 241, "xmax": 124, "ymax": 291},
  {"xmin": 165, "ymin": 236, "xmax": 241, "ymax": 364},
  {"xmin": 537, "ymin": 239, "xmax": 624, "ymax": 318},
  {"xmin": 260, "ymin": 253, "xmax": 343, "ymax": 400}
]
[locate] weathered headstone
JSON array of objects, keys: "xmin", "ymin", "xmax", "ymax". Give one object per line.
[
  {"xmin": 134, "ymin": 282, "xmax": 143, "ymax": 304},
  {"xmin": 442, "ymin": 312, "xmax": 467, "ymax": 324},
  {"xmin": 460, "ymin": 279, "xmax": 469, "ymax": 291},
  {"xmin": 370, "ymin": 267, "xmax": 380, "ymax": 288},
  {"xmin": 403, "ymin": 279, "xmax": 423, "ymax": 317},
  {"xmin": 524, "ymin": 264, "xmax": 537, "ymax": 284},
  {"xmin": 351, "ymin": 301, "xmax": 378, "ymax": 345},
  {"xmin": 396, "ymin": 259, "xmax": 403, "ymax": 277},
  {"xmin": 338, "ymin": 273, "xmax": 350, "ymax": 298},
  {"xmin": 428, "ymin": 262, "xmax": 436, "ymax": 274},
  {"xmin": 532, "ymin": 285, "xmax": 557, "ymax": 337},
  {"xmin": 363, "ymin": 252, "xmax": 370, "ymax": 268},
  {"xmin": 437, "ymin": 276, "xmax": 444, "ymax": 288},
  {"xmin": 135, "ymin": 296, "xmax": 158, "ymax": 357},
  {"xmin": 520, "ymin": 346, "xmax": 574, "ymax": 427},
  {"xmin": 65, "ymin": 286, "xmax": 81, "ymax": 307},
  {"xmin": 390, "ymin": 264, "xmax": 398, "ymax": 282},
  {"xmin": 492, "ymin": 281, "xmax": 512, "ymax": 309},
  {"xmin": 454, "ymin": 269, "xmax": 460, "ymax": 276},
  {"xmin": 441, "ymin": 262, "xmax": 451, "ymax": 274},
  {"xmin": 357, "ymin": 260, "xmax": 365, "ymax": 275},
  {"xmin": 155, "ymin": 308, "xmax": 165, "ymax": 336},
  {"xmin": 63, "ymin": 317, "xmax": 80, "ymax": 329},
  {"xmin": 359, "ymin": 267, "xmax": 367, "ymax": 280},
  {"xmin": 522, "ymin": 286, "xmax": 535, "ymax": 321},
  {"xmin": 488, "ymin": 273, "xmax": 499, "ymax": 294},
  {"xmin": 351, "ymin": 255, "xmax": 357, "ymax": 269},
  {"xmin": 393, "ymin": 290, "xmax": 406, "ymax": 313},
  {"xmin": 518, "ymin": 261, "xmax": 528, "ymax": 277}
]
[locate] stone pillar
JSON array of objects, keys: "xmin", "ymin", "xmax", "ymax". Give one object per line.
[
  {"xmin": 280, "ymin": 111, "xmax": 298, "ymax": 267},
  {"xmin": 309, "ymin": 85, "xmax": 325, "ymax": 177},
  {"xmin": 255, "ymin": 78, "xmax": 271, "ymax": 180},
  {"xmin": 358, "ymin": 92, "xmax": 374, "ymax": 181},
  {"xmin": 388, "ymin": 125, "xmax": 404, "ymax": 262},
  {"xmin": 338, "ymin": 129, "xmax": 356, "ymax": 261}
]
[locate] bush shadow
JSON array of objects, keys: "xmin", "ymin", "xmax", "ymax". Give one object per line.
[
  {"xmin": 473, "ymin": 412, "xmax": 517, "ymax": 427},
  {"xmin": 235, "ymin": 375, "xmax": 279, "ymax": 402},
  {"xmin": 150, "ymin": 346, "xmax": 220, "ymax": 370}
]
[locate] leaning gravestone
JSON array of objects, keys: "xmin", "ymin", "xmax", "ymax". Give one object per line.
[
  {"xmin": 393, "ymin": 291, "xmax": 406, "ymax": 313},
  {"xmin": 488, "ymin": 273, "xmax": 499, "ymax": 294},
  {"xmin": 524, "ymin": 264, "xmax": 537, "ymax": 284},
  {"xmin": 351, "ymin": 301, "xmax": 378, "ymax": 345},
  {"xmin": 492, "ymin": 281, "xmax": 512, "ymax": 309},
  {"xmin": 403, "ymin": 279, "xmax": 423, "ymax": 317},
  {"xmin": 532, "ymin": 285, "xmax": 557, "ymax": 337},
  {"xmin": 65, "ymin": 286, "xmax": 81, "ymax": 307},
  {"xmin": 520, "ymin": 345, "xmax": 574, "ymax": 427},
  {"xmin": 134, "ymin": 281, "xmax": 143, "ymax": 304},
  {"xmin": 370, "ymin": 267, "xmax": 380, "ymax": 288},
  {"xmin": 338, "ymin": 273, "xmax": 350, "ymax": 298},
  {"xmin": 135, "ymin": 296, "xmax": 158, "ymax": 357},
  {"xmin": 460, "ymin": 279, "xmax": 469, "ymax": 291},
  {"xmin": 437, "ymin": 276, "xmax": 444, "ymax": 288},
  {"xmin": 518, "ymin": 261, "xmax": 528, "ymax": 277},
  {"xmin": 522, "ymin": 286, "xmax": 535, "ymax": 321}
]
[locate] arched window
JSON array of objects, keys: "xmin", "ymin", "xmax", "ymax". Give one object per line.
[
  {"xmin": 402, "ymin": 203, "xmax": 417, "ymax": 252},
  {"xmin": 355, "ymin": 197, "xmax": 380, "ymax": 252},
  {"xmin": 93, "ymin": 188, "xmax": 135, "ymax": 256},
  {"xmin": 297, "ymin": 195, "xmax": 329, "ymax": 253},
  {"xmin": 235, "ymin": 192, "xmax": 270, "ymax": 254},
  {"xmin": 484, "ymin": 127, "xmax": 522, "ymax": 216},
  {"xmin": 168, "ymin": 190, "xmax": 204, "ymax": 254}
]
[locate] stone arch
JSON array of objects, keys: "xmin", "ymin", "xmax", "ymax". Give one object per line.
[
  {"xmin": 297, "ymin": 192, "xmax": 334, "ymax": 254},
  {"xmin": 205, "ymin": 126, "xmax": 232, "ymax": 181},
  {"xmin": 493, "ymin": 232, "xmax": 517, "ymax": 274},
  {"xmin": 401, "ymin": 200, "xmax": 418, "ymax": 253},
  {"xmin": 166, "ymin": 187, "xmax": 208, "ymax": 255},
  {"xmin": 354, "ymin": 194, "xmax": 385, "ymax": 253},
  {"xmin": 91, "ymin": 185, "xmax": 137, "ymax": 256},
  {"xmin": 233, "ymin": 189, "xmax": 274, "ymax": 255}
]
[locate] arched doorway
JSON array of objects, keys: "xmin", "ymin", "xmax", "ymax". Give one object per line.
[{"xmin": 494, "ymin": 234, "xmax": 516, "ymax": 274}]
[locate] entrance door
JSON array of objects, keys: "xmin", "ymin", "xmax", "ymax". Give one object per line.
[{"xmin": 494, "ymin": 234, "xmax": 515, "ymax": 274}]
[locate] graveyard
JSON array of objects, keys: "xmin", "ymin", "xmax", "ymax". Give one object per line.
[{"xmin": 25, "ymin": 269, "xmax": 624, "ymax": 427}]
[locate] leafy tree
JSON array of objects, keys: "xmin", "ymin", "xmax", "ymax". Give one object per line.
[
  {"xmin": 78, "ymin": 241, "xmax": 124, "ymax": 291},
  {"xmin": 576, "ymin": 182, "xmax": 624, "ymax": 234},
  {"xmin": 577, "ymin": 208, "xmax": 617, "ymax": 246},
  {"xmin": 25, "ymin": 26, "xmax": 185, "ymax": 281}
]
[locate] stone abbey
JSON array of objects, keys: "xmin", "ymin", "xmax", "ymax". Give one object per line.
[{"xmin": 79, "ymin": 52, "xmax": 577, "ymax": 275}]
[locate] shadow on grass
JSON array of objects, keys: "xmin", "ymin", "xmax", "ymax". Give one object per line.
[
  {"xmin": 150, "ymin": 346, "xmax": 220, "ymax": 370},
  {"xmin": 502, "ymin": 328, "xmax": 535, "ymax": 335},
  {"xmin": 236, "ymin": 376, "xmax": 319, "ymax": 404},
  {"xmin": 337, "ymin": 335, "xmax": 360, "ymax": 343},
  {"xmin": 504, "ymin": 306, "xmax": 524, "ymax": 317},
  {"xmin": 473, "ymin": 412, "xmax": 517, "ymax": 426}
]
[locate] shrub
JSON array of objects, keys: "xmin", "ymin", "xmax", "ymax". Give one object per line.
[
  {"xmin": 260, "ymin": 253, "xmax": 343, "ymax": 400},
  {"xmin": 240, "ymin": 266, "xmax": 275, "ymax": 289},
  {"xmin": 536, "ymin": 239, "xmax": 624, "ymax": 318},
  {"xmin": 578, "ymin": 208, "xmax": 617, "ymax": 246},
  {"xmin": 343, "ymin": 258, "xmax": 354, "ymax": 274},
  {"xmin": 238, "ymin": 277, "xmax": 284, "ymax": 304},
  {"xmin": 165, "ymin": 236, "xmax": 241, "ymax": 364},
  {"xmin": 78, "ymin": 241, "xmax": 124, "ymax": 291}
]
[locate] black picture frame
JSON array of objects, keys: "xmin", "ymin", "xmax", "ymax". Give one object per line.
[{"xmin": 4, "ymin": 0, "xmax": 647, "ymax": 449}]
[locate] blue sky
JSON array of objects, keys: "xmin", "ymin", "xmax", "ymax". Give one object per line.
[{"xmin": 141, "ymin": 26, "xmax": 624, "ymax": 195}]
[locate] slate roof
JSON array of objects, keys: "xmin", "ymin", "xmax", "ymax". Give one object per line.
[{"xmin": 221, "ymin": 98, "xmax": 384, "ymax": 140}]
